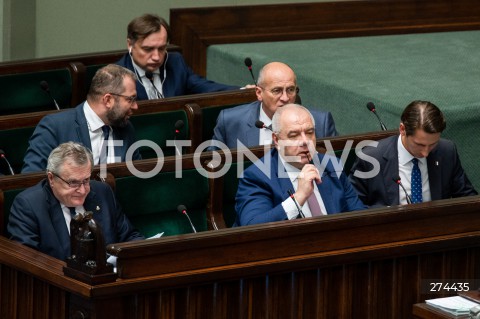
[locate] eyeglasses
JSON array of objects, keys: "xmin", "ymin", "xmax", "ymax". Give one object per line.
[
  {"xmin": 52, "ymin": 172, "xmax": 90, "ymax": 189},
  {"xmin": 259, "ymin": 86, "xmax": 299, "ymax": 97},
  {"xmin": 109, "ymin": 93, "xmax": 137, "ymax": 104}
]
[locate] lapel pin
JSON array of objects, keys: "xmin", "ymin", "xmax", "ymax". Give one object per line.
[
  {"xmin": 96, "ymin": 206, "xmax": 100, "ymax": 211},
  {"xmin": 435, "ymin": 161, "xmax": 439, "ymax": 166}
]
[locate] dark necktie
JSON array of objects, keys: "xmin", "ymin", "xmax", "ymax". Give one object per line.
[
  {"xmin": 411, "ymin": 158, "xmax": 423, "ymax": 203},
  {"xmin": 307, "ymin": 192, "xmax": 323, "ymax": 216},
  {"xmin": 69, "ymin": 207, "xmax": 76, "ymax": 217},
  {"xmin": 99, "ymin": 125, "xmax": 110, "ymax": 164},
  {"xmin": 266, "ymin": 124, "xmax": 272, "ymax": 130}
]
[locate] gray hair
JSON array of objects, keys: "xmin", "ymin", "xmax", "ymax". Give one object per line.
[
  {"xmin": 271, "ymin": 103, "xmax": 315, "ymax": 134},
  {"xmin": 46, "ymin": 142, "xmax": 93, "ymax": 175},
  {"xmin": 87, "ymin": 64, "xmax": 136, "ymax": 101}
]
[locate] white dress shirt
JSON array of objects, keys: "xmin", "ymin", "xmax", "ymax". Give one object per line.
[
  {"xmin": 397, "ymin": 136, "xmax": 431, "ymax": 204},
  {"xmin": 258, "ymin": 104, "xmax": 273, "ymax": 146},
  {"xmin": 84, "ymin": 102, "xmax": 114, "ymax": 164}
]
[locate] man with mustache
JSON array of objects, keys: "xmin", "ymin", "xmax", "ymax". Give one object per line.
[
  {"xmin": 22, "ymin": 64, "xmax": 141, "ymax": 173},
  {"xmin": 234, "ymin": 104, "xmax": 364, "ymax": 226}
]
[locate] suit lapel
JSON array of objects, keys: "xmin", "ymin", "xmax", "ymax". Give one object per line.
[
  {"xmin": 382, "ymin": 137, "xmax": 401, "ymax": 205},
  {"xmin": 44, "ymin": 184, "xmax": 71, "ymax": 258},
  {"xmin": 244, "ymin": 102, "xmax": 261, "ymax": 147},
  {"xmin": 427, "ymin": 150, "xmax": 442, "ymax": 200},
  {"xmin": 75, "ymin": 104, "xmax": 93, "ymax": 150}
]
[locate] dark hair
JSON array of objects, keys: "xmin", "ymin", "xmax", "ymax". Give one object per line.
[
  {"xmin": 127, "ymin": 14, "xmax": 171, "ymax": 44},
  {"xmin": 87, "ymin": 64, "xmax": 135, "ymax": 101},
  {"xmin": 401, "ymin": 100, "xmax": 446, "ymax": 136}
]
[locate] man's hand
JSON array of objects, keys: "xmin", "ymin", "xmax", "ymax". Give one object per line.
[{"xmin": 294, "ymin": 164, "xmax": 321, "ymax": 205}]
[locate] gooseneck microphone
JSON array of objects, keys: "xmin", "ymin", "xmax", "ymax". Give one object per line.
[
  {"xmin": 255, "ymin": 120, "xmax": 272, "ymax": 131},
  {"xmin": 392, "ymin": 176, "xmax": 412, "ymax": 204},
  {"xmin": 287, "ymin": 190, "xmax": 305, "ymax": 218},
  {"xmin": 366, "ymin": 102, "xmax": 387, "ymax": 131},
  {"xmin": 0, "ymin": 149, "xmax": 15, "ymax": 175},
  {"xmin": 244, "ymin": 57, "xmax": 257, "ymax": 86},
  {"xmin": 145, "ymin": 71, "xmax": 164, "ymax": 99},
  {"xmin": 177, "ymin": 205, "xmax": 197, "ymax": 233},
  {"xmin": 40, "ymin": 80, "xmax": 60, "ymax": 110},
  {"xmin": 173, "ymin": 120, "xmax": 184, "ymax": 156}
]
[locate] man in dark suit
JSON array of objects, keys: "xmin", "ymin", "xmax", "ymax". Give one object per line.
[
  {"xmin": 349, "ymin": 100, "xmax": 477, "ymax": 207},
  {"xmin": 210, "ymin": 62, "xmax": 338, "ymax": 150},
  {"xmin": 117, "ymin": 14, "xmax": 240, "ymax": 101},
  {"xmin": 8, "ymin": 142, "xmax": 144, "ymax": 261},
  {"xmin": 22, "ymin": 64, "xmax": 141, "ymax": 173},
  {"xmin": 235, "ymin": 104, "xmax": 364, "ymax": 226}
]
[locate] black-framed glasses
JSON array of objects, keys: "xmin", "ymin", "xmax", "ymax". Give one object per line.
[
  {"xmin": 108, "ymin": 93, "xmax": 137, "ymax": 104},
  {"xmin": 52, "ymin": 172, "xmax": 90, "ymax": 189},
  {"xmin": 258, "ymin": 86, "xmax": 299, "ymax": 97}
]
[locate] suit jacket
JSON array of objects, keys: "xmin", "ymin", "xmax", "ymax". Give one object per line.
[
  {"xmin": 235, "ymin": 148, "xmax": 366, "ymax": 226},
  {"xmin": 349, "ymin": 135, "xmax": 477, "ymax": 207},
  {"xmin": 7, "ymin": 179, "xmax": 144, "ymax": 261},
  {"xmin": 116, "ymin": 52, "xmax": 239, "ymax": 101},
  {"xmin": 21, "ymin": 103, "xmax": 141, "ymax": 173},
  {"xmin": 211, "ymin": 100, "xmax": 338, "ymax": 149}
]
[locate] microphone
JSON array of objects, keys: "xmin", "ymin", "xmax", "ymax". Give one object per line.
[
  {"xmin": 40, "ymin": 81, "xmax": 60, "ymax": 110},
  {"xmin": 366, "ymin": 102, "xmax": 387, "ymax": 131},
  {"xmin": 177, "ymin": 205, "xmax": 197, "ymax": 233},
  {"xmin": 173, "ymin": 120, "xmax": 184, "ymax": 156},
  {"xmin": 392, "ymin": 176, "xmax": 412, "ymax": 204},
  {"xmin": 145, "ymin": 71, "xmax": 164, "ymax": 99},
  {"xmin": 0, "ymin": 149, "xmax": 15, "ymax": 175},
  {"xmin": 255, "ymin": 120, "xmax": 272, "ymax": 131},
  {"xmin": 244, "ymin": 57, "xmax": 257, "ymax": 86},
  {"xmin": 287, "ymin": 190, "xmax": 305, "ymax": 218}
]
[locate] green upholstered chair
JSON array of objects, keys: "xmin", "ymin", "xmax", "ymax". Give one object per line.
[
  {"xmin": 114, "ymin": 168, "xmax": 209, "ymax": 237},
  {"xmin": 0, "ymin": 62, "xmax": 85, "ymax": 115},
  {"xmin": 129, "ymin": 109, "xmax": 190, "ymax": 159},
  {"xmin": 0, "ymin": 126, "xmax": 36, "ymax": 174},
  {"xmin": 0, "ymin": 188, "xmax": 23, "ymax": 236}
]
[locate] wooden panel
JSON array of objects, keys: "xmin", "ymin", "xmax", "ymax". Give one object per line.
[{"xmin": 170, "ymin": 0, "xmax": 480, "ymax": 75}]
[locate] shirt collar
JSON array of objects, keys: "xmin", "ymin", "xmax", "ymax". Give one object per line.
[
  {"xmin": 131, "ymin": 59, "xmax": 160, "ymax": 79},
  {"xmin": 259, "ymin": 103, "xmax": 272, "ymax": 127},
  {"xmin": 83, "ymin": 101, "xmax": 106, "ymax": 132},
  {"xmin": 278, "ymin": 152, "xmax": 301, "ymax": 183}
]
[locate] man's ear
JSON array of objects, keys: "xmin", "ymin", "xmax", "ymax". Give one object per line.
[
  {"xmin": 255, "ymin": 86, "xmax": 263, "ymax": 101},
  {"xmin": 399, "ymin": 122, "xmax": 406, "ymax": 136},
  {"xmin": 272, "ymin": 132, "xmax": 279, "ymax": 150},
  {"xmin": 127, "ymin": 39, "xmax": 133, "ymax": 54}
]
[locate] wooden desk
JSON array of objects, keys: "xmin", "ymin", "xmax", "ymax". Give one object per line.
[{"xmin": 2, "ymin": 196, "xmax": 480, "ymax": 318}]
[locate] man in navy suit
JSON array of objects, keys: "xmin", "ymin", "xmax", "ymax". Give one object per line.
[
  {"xmin": 235, "ymin": 104, "xmax": 364, "ymax": 226},
  {"xmin": 210, "ymin": 62, "xmax": 337, "ymax": 150},
  {"xmin": 8, "ymin": 142, "xmax": 144, "ymax": 261},
  {"xmin": 117, "ymin": 14, "xmax": 240, "ymax": 101},
  {"xmin": 349, "ymin": 100, "xmax": 477, "ymax": 207},
  {"xmin": 22, "ymin": 64, "xmax": 141, "ymax": 173}
]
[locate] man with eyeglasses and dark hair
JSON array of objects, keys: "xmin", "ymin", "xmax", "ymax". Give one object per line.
[
  {"xmin": 8, "ymin": 142, "xmax": 144, "ymax": 261},
  {"xmin": 117, "ymin": 13, "xmax": 240, "ymax": 100},
  {"xmin": 210, "ymin": 62, "xmax": 338, "ymax": 150},
  {"xmin": 22, "ymin": 64, "xmax": 141, "ymax": 173}
]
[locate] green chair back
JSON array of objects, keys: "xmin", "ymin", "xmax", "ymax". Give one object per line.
[
  {"xmin": 0, "ymin": 69, "xmax": 73, "ymax": 115},
  {"xmin": 129, "ymin": 110, "xmax": 189, "ymax": 159},
  {"xmin": 114, "ymin": 169, "xmax": 209, "ymax": 237},
  {"xmin": 0, "ymin": 126, "xmax": 36, "ymax": 174}
]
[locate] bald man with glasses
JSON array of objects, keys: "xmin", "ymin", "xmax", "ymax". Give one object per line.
[
  {"xmin": 8, "ymin": 142, "xmax": 144, "ymax": 261},
  {"xmin": 22, "ymin": 64, "xmax": 142, "ymax": 173},
  {"xmin": 210, "ymin": 62, "xmax": 338, "ymax": 150}
]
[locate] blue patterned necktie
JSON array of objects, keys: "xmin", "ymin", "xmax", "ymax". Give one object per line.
[{"xmin": 411, "ymin": 158, "xmax": 423, "ymax": 203}]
